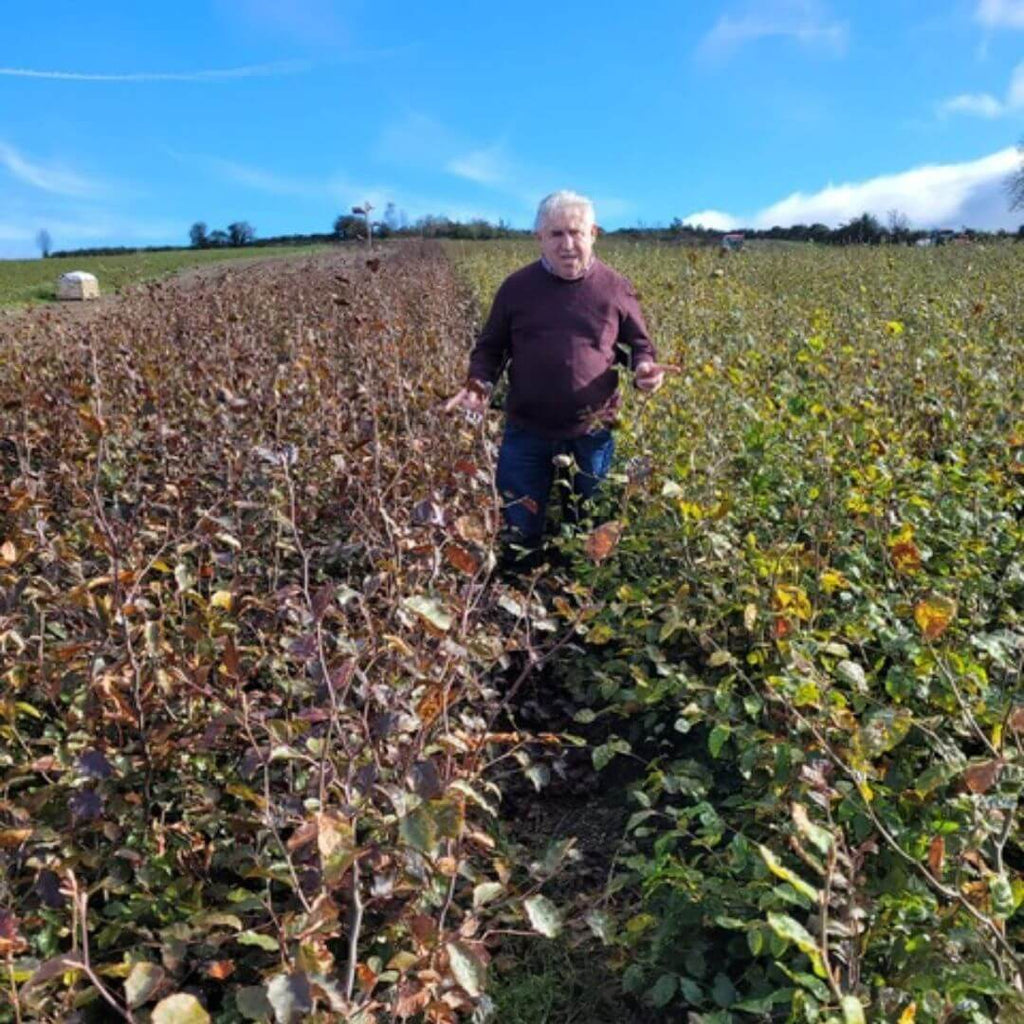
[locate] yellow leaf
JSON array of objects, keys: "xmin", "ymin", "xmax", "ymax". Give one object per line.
[
  {"xmin": 773, "ymin": 585, "xmax": 812, "ymax": 621},
  {"xmin": 898, "ymin": 1002, "xmax": 917, "ymax": 1024},
  {"xmin": 913, "ymin": 595, "xmax": 956, "ymax": 640},
  {"xmin": 210, "ymin": 590, "xmax": 233, "ymax": 612},
  {"xmin": 819, "ymin": 569, "xmax": 848, "ymax": 594}
]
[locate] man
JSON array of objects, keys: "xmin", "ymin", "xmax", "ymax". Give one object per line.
[{"xmin": 445, "ymin": 190, "xmax": 676, "ymax": 564}]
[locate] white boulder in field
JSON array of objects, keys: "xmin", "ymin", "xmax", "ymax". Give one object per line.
[{"xmin": 57, "ymin": 271, "xmax": 100, "ymax": 301}]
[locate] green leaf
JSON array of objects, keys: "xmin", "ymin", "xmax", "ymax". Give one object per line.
[
  {"xmin": 446, "ymin": 941, "xmax": 487, "ymax": 997},
  {"xmin": 758, "ymin": 844, "xmax": 821, "ymax": 903},
  {"xmin": 712, "ymin": 972, "xmax": 737, "ymax": 1008},
  {"xmin": 266, "ymin": 973, "xmax": 312, "ymax": 1024},
  {"xmin": 584, "ymin": 908, "xmax": 615, "ymax": 944},
  {"xmin": 708, "ymin": 725, "xmax": 729, "ymax": 758},
  {"xmin": 835, "ymin": 659, "xmax": 868, "ymax": 693},
  {"xmin": 398, "ymin": 805, "xmax": 437, "ymax": 854},
  {"xmin": 774, "ymin": 961, "xmax": 831, "ymax": 1001},
  {"xmin": 734, "ymin": 990, "xmax": 794, "ymax": 1013},
  {"xmin": 841, "ymin": 995, "xmax": 866, "ymax": 1024},
  {"xmin": 151, "ymin": 993, "xmax": 211, "ymax": 1024},
  {"xmin": 472, "ymin": 882, "xmax": 504, "ymax": 909},
  {"xmin": 523, "ymin": 895, "xmax": 562, "ymax": 938},
  {"xmin": 237, "ymin": 931, "xmax": 280, "ymax": 952},
  {"xmin": 235, "ymin": 985, "xmax": 273, "ymax": 1020},
  {"xmin": 791, "ymin": 803, "xmax": 833, "ymax": 855},
  {"xmin": 401, "ymin": 595, "xmax": 452, "ymax": 632},
  {"xmin": 856, "ymin": 707, "xmax": 912, "ymax": 757},
  {"xmin": 192, "ymin": 912, "xmax": 244, "ymax": 932},
  {"xmin": 990, "ymin": 873, "xmax": 1014, "ymax": 918},
  {"xmin": 125, "ymin": 961, "xmax": 165, "ymax": 1008},
  {"xmin": 679, "ymin": 977, "xmax": 703, "ymax": 1003},
  {"xmin": 430, "ymin": 796, "xmax": 465, "ymax": 839},
  {"xmin": 649, "ymin": 973, "xmax": 677, "ymax": 1008},
  {"xmin": 766, "ymin": 912, "xmax": 825, "ymax": 977}
]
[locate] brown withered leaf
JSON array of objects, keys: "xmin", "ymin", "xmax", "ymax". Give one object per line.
[
  {"xmin": 311, "ymin": 582, "xmax": 335, "ymax": 620},
  {"xmin": 356, "ymin": 962, "xmax": 378, "ymax": 994},
  {"xmin": 890, "ymin": 540, "xmax": 922, "ymax": 574},
  {"xmin": 76, "ymin": 405, "xmax": 106, "ymax": 439},
  {"xmin": 0, "ymin": 911, "xmax": 27, "ymax": 956},
  {"xmin": 289, "ymin": 633, "xmax": 318, "ymax": 660},
  {"xmin": 287, "ymin": 820, "xmax": 319, "ymax": 853},
  {"xmin": 206, "ymin": 960, "xmax": 235, "ymax": 980},
  {"xmin": 395, "ymin": 981, "xmax": 431, "ymax": 1019},
  {"xmin": 445, "ymin": 543, "xmax": 480, "ymax": 575},
  {"xmin": 408, "ymin": 914, "xmax": 437, "ymax": 947},
  {"xmin": 585, "ymin": 520, "xmax": 622, "ymax": 564},
  {"xmin": 417, "ymin": 684, "xmax": 457, "ymax": 727},
  {"xmin": 964, "ymin": 759, "xmax": 1003, "ymax": 794},
  {"xmin": 222, "ymin": 635, "xmax": 240, "ymax": 679},
  {"xmin": 0, "ymin": 828, "xmax": 32, "ymax": 848},
  {"xmin": 454, "ymin": 515, "xmax": 487, "ymax": 544},
  {"xmin": 927, "ymin": 836, "xmax": 945, "ymax": 876}
]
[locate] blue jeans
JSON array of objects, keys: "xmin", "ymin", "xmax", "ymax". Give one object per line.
[{"xmin": 496, "ymin": 421, "xmax": 615, "ymax": 548}]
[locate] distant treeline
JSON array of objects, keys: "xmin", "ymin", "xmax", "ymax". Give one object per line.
[
  {"xmin": 643, "ymin": 213, "xmax": 1024, "ymax": 245},
  {"xmin": 46, "ymin": 209, "xmax": 1024, "ymax": 258}
]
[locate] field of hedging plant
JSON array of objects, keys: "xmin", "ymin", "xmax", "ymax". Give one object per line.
[
  {"xmin": 0, "ymin": 248, "xmax": 597, "ymax": 1023},
  {"xmin": 0, "ymin": 238, "xmax": 1021, "ymax": 1023},
  {"xmin": 450, "ymin": 239, "xmax": 1023, "ymax": 1022}
]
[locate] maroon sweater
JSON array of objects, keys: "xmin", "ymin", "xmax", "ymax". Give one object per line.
[{"xmin": 467, "ymin": 258, "xmax": 656, "ymax": 439}]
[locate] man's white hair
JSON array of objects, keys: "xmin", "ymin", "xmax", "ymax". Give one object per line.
[{"xmin": 534, "ymin": 190, "xmax": 595, "ymax": 232}]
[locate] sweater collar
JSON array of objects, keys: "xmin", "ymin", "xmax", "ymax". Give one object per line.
[{"xmin": 540, "ymin": 254, "xmax": 596, "ymax": 281}]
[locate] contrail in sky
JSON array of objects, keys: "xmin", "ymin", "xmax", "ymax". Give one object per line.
[{"xmin": 0, "ymin": 61, "xmax": 310, "ymax": 82}]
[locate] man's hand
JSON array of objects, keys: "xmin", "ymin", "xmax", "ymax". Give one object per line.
[
  {"xmin": 443, "ymin": 380, "xmax": 490, "ymax": 414},
  {"xmin": 634, "ymin": 360, "xmax": 681, "ymax": 393}
]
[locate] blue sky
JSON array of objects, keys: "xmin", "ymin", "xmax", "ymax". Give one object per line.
[{"xmin": 2, "ymin": 0, "xmax": 1022, "ymax": 257}]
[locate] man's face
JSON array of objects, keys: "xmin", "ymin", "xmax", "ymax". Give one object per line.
[{"xmin": 537, "ymin": 207, "xmax": 597, "ymax": 279}]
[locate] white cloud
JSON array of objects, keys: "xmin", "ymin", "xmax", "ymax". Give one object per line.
[
  {"xmin": 0, "ymin": 141, "xmax": 102, "ymax": 197},
  {"xmin": 374, "ymin": 112, "xmax": 454, "ymax": 166},
  {"xmin": 202, "ymin": 157, "xmax": 321, "ymax": 197},
  {"xmin": 976, "ymin": 0, "xmax": 1024, "ymax": 28},
  {"xmin": 222, "ymin": 0, "xmax": 350, "ymax": 48},
  {"xmin": 0, "ymin": 61, "xmax": 309, "ymax": 82},
  {"xmin": 941, "ymin": 93, "xmax": 1006, "ymax": 117},
  {"xmin": 164, "ymin": 151, "xmax": 390, "ymax": 210},
  {"xmin": 939, "ymin": 61, "xmax": 1024, "ymax": 117},
  {"xmin": 698, "ymin": 0, "xmax": 848, "ymax": 58},
  {"xmin": 681, "ymin": 209, "xmax": 742, "ymax": 231},
  {"xmin": 374, "ymin": 113, "xmax": 546, "ymax": 211},
  {"xmin": 683, "ymin": 148, "xmax": 1021, "ymax": 231},
  {"xmin": 446, "ymin": 145, "xmax": 510, "ymax": 186}
]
